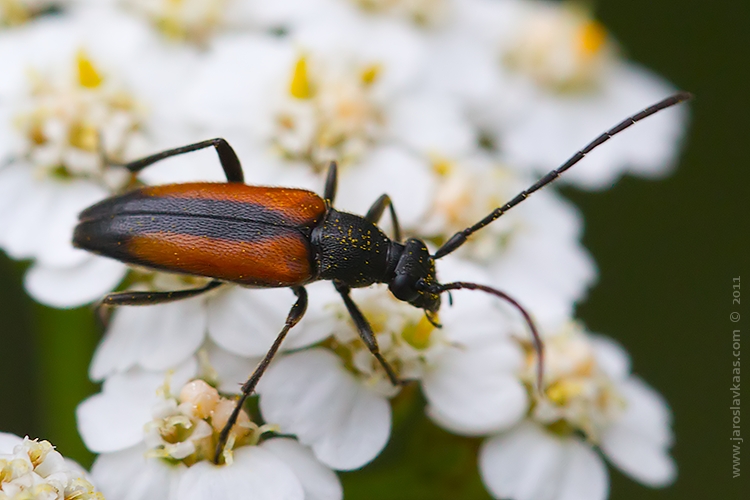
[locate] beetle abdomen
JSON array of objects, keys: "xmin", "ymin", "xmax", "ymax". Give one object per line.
[{"xmin": 74, "ymin": 183, "xmax": 326, "ymax": 287}]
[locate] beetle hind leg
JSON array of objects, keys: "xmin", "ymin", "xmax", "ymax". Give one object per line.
[
  {"xmin": 95, "ymin": 280, "xmax": 224, "ymax": 327},
  {"xmin": 214, "ymin": 286, "xmax": 308, "ymax": 464}
]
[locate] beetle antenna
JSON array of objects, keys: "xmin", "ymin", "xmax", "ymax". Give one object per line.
[
  {"xmin": 434, "ymin": 281, "xmax": 544, "ymax": 393},
  {"xmin": 433, "ymin": 91, "xmax": 693, "ymax": 259}
]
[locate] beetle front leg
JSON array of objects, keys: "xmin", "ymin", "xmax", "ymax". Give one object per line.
[
  {"xmin": 333, "ymin": 281, "xmax": 405, "ymax": 387},
  {"xmin": 117, "ymin": 138, "xmax": 245, "ymax": 183},
  {"xmin": 365, "ymin": 194, "xmax": 402, "ymax": 243},
  {"xmin": 323, "ymin": 161, "xmax": 338, "ymax": 205},
  {"xmin": 214, "ymin": 286, "xmax": 308, "ymax": 464}
]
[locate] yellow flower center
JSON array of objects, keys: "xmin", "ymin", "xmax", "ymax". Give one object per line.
[
  {"xmin": 503, "ymin": 3, "xmax": 614, "ymax": 92},
  {"xmin": 274, "ymin": 55, "xmax": 385, "ymax": 170},
  {"xmin": 125, "ymin": 0, "xmax": 226, "ymax": 44},
  {"xmin": 13, "ymin": 50, "xmax": 145, "ymax": 188},
  {"xmin": 325, "ymin": 294, "xmax": 443, "ymax": 397},
  {"xmin": 350, "ymin": 0, "xmax": 447, "ymax": 26},
  {"xmin": 522, "ymin": 326, "xmax": 625, "ymax": 442},
  {"xmin": 146, "ymin": 378, "xmax": 275, "ymax": 467}
]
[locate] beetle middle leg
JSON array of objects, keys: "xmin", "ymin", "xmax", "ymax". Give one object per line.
[
  {"xmin": 365, "ymin": 194, "xmax": 402, "ymax": 243},
  {"xmin": 214, "ymin": 286, "xmax": 308, "ymax": 463},
  {"xmin": 333, "ymin": 281, "xmax": 404, "ymax": 386},
  {"xmin": 118, "ymin": 138, "xmax": 244, "ymax": 183}
]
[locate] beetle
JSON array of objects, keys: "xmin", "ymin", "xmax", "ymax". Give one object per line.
[{"xmin": 72, "ymin": 91, "xmax": 691, "ymax": 461}]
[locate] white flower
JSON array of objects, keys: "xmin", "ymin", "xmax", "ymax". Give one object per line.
[
  {"xmin": 256, "ymin": 260, "xmax": 531, "ymax": 470},
  {"xmin": 77, "ymin": 359, "xmax": 342, "ymax": 500},
  {"xmin": 89, "ymin": 277, "xmax": 332, "ymax": 381},
  {"xmin": 470, "ymin": 324, "xmax": 676, "ymax": 500},
  {"xmin": 409, "ymin": 152, "xmax": 595, "ymax": 323},
  {"xmin": 182, "ymin": 23, "xmax": 473, "ymax": 184},
  {"xmin": 0, "ymin": 432, "xmax": 104, "ymax": 500},
  {"xmin": 438, "ymin": 0, "xmax": 689, "ymax": 189},
  {"xmin": 0, "ymin": 6, "xmax": 200, "ymax": 307}
]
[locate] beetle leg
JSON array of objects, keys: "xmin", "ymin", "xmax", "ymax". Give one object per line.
[
  {"xmin": 99, "ymin": 280, "xmax": 224, "ymax": 307},
  {"xmin": 118, "ymin": 138, "xmax": 245, "ymax": 183},
  {"xmin": 365, "ymin": 194, "xmax": 402, "ymax": 243},
  {"xmin": 333, "ymin": 281, "xmax": 404, "ymax": 386},
  {"xmin": 95, "ymin": 281, "xmax": 224, "ymax": 327},
  {"xmin": 214, "ymin": 286, "xmax": 308, "ymax": 464},
  {"xmin": 323, "ymin": 161, "xmax": 338, "ymax": 205}
]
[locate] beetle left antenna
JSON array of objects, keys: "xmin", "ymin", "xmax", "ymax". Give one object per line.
[
  {"xmin": 430, "ymin": 281, "xmax": 544, "ymax": 393},
  {"xmin": 433, "ymin": 91, "xmax": 693, "ymax": 259}
]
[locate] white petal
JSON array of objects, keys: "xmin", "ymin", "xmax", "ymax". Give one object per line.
[
  {"xmin": 479, "ymin": 423, "xmax": 608, "ymax": 500},
  {"xmin": 480, "ymin": 423, "xmax": 565, "ymax": 500},
  {"xmin": 203, "ymin": 343, "xmax": 260, "ymax": 395},
  {"xmin": 556, "ymin": 439, "xmax": 609, "ymax": 500},
  {"xmin": 335, "ymin": 146, "xmax": 435, "ymax": 229},
  {"xmin": 25, "ymin": 257, "xmax": 127, "ymax": 308},
  {"xmin": 499, "ymin": 62, "xmax": 688, "ymax": 190},
  {"xmin": 78, "ymin": 362, "xmax": 197, "ymax": 453},
  {"xmin": 91, "ymin": 444, "xmax": 179, "ymax": 500},
  {"xmin": 600, "ymin": 378, "xmax": 676, "ymax": 486},
  {"xmin": 1, "ymin": 174, "xmax": 58, "ymax": 259},
  {"xmin": 590, "ymin": 335, "xmax": 631, "ymax": 380},
  {"xmin": 600, "ymin": 425, "xmax": 676, "ymax": 487},
  {"xmin": 613, "ymin": 377, "xmax": 673, "ymax": 446},
  {"xmin": 175, "ymin": 446, "xmax": 304, "ymax": 500},
  {"xmin": 77, "ymin": 372, "xmax": 164, "ymax": 453},
  {"xmin": 90, "ymin": 297, "xmax": 207, "ymax": 380},
  {"xmin": 262, "ymin": 438, "xmax": 343, "ymax": 500},
  {"xmin": 34, "ymin": 180, "xmax": 108, "ymax": 268},
  {"xmin": 388, "ymin": 92, "xmax": 476, "ymax": 158},
  {"xmin": 257, "ymin": 349, "xmax": 391, "ymax": 470},
  {"xmin": 423, "ymin": 341, "xmax": 527, "ymax": 435},
  {"xmin": 207, "ymin": 287, "xmax": 304, "ymax": 357},
  {"xmin": 0, "ymin": 432, "xmax": 22, "ymax": 453}
]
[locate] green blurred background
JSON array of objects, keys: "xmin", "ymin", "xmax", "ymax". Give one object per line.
[{"xmin": 0, "ymin": 0, "xmax": 746, "ymax": 498}]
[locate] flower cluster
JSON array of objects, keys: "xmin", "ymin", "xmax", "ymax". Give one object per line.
[
  {"xmin": 0, "ymin": 433, "xmax": 103, "ymax": 500},
  {"xmin": 0, "ymin": 1, "xmax": 688, "ymax": 499}
]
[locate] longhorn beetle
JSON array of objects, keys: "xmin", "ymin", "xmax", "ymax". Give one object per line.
[{"xmin": 72, "ymin": 91, "xmax": 692, "ymax": 462}]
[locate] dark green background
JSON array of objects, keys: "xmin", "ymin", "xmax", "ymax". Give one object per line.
[{"xmin": 0, "ymin": 0, "xmax": 746, "ymax": 498}]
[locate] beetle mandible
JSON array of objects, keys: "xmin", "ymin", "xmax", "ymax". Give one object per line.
[{"xmin": 72, "ymin": 91, "xmax": 692, "ymax": 462}]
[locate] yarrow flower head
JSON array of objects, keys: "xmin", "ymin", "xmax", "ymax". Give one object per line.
[
  {"xmin": 13, "ymin": 49, "xmax": 145, "ymax": 189},
  {"xmin": 500, "ymin": 1, "xmax": 615, "ymax": 93},
  {"xmin": 438, "ymin": 0, "xmax": 689, "ymax": 189},
  {"xmin": 0, "ymin": 433, "xmax": 103, "ymax": 500},
  {"xmin": 474, "ymin": 323, "xmax": 676, "ymax": 500},
  {"xmin": 273, "ymin": 53, "xmax": 386, "ymax": 170},
  {"xmin": 77, "ymin": 360, "xmax": 342, "ymax": 500}
]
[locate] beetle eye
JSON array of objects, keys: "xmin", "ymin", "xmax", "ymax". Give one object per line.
[{"xmin": 389, "ymin": 273, "xmax": 419, "ymax": 302}]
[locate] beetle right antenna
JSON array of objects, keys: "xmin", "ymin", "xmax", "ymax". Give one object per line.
[{"xmin": 433, "ymin": 91, "xmax": 693, "ymax": 259}]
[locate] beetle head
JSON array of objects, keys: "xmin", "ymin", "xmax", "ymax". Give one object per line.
[{"xmin": 388, "ymin": 238, "xmax": 441, "ymax": 314}]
